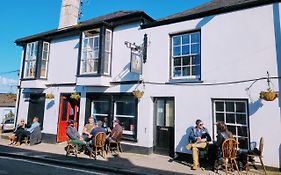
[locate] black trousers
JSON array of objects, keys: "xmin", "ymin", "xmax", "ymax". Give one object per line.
[{"xmin": 15, "ymin": 130, "xmax": 30, "ymax": 143}]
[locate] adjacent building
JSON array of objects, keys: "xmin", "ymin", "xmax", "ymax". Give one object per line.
[
  {"xmin": 15, "ymin": 0, "xmax": 281, "ymax": 169},
  {"xmin": 0, "ymin": 93, "xmax": 16, "ymax": 123}
]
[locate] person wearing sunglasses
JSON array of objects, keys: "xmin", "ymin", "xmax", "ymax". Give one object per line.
[{"xmin": 186, "ymin": 119, "xmax": 211, "ymax": 170}]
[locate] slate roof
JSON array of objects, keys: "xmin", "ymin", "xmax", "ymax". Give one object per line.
[
  {"xmin": 15, "ymin": 10, "xmax": 154, "ymax": 45},
  {"xmin": 0, "ymin": 93, "xmax": 16, "ymax": 107},
  {"xmin": 142, "ymin": 0, "xmax": 281, "ymax": 28}
]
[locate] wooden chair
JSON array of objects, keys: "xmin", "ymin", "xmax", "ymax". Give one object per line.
[
  {"xmin": 221, "ymin": 138, "xmax": 241, "ymax": 175},
  {"xmin": 92, "ymin": 132, "xmax": 106, "ymax": 159},
  {"xmin": 107, "ymin": 129, "xmax": 123, "ymax": 154},
  {"xmin": 246, "ymin": 137, "xmax": 267, "ymax": 175},
  {"xmin": 65, "ymin": 136, "xmax": 79, "ymax": 157}
]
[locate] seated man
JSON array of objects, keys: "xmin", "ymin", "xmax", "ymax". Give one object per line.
[
  {"xmin": 15, "ymin": 117, "xmax": 40, "ymax": 146},
  {"xmin": 106, "ymin": 119, "xmax": 123, "ymax": 142},
  {"xmin": 81, "ymin": 116, "xmax": 95, "ymax": 141},
  {"xmin": 186, "ymin": 119, "xmax": 211, "ymax": 170},
  {"xmin": 90, "ymin": 121, "xmax": 106, "ymax": 144},
  {"xmin": 66, "ymin": 120, "xmax": 92, "ymax": 154},
  {"xmin": 9, "ymin": 119, "xmax": 26, "ymax": 145}
]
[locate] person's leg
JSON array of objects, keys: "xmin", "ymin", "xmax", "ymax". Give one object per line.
[{"xmin": 191, "ymin": 142, "xmax": 207, "ymax": 170}]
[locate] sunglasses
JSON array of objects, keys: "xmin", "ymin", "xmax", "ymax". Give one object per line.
[{"xmin": 199, "ymin": 123, "xmax": 204, "ymax": 126}]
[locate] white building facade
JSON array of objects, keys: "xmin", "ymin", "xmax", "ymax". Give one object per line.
[{"xmin": 15, "ymin": 0, "xmax": 281, "ymax": 169}]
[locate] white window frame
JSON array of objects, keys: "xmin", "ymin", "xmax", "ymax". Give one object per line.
[
  {"xmin": 80, "ymin": 33, "xmax": 100, "ymax": 74},
  {"xmin": 114, "ymin": 100, "xmax": 135, "ymax": 135},
  {"xmin": 40, "ymin": 42, "xmax": 50, "ymax": 78},
  {"xmin": 171, "ymin": 32, "xmax": 200, "ymax": 79},
  {"xmin": 24, "ymin": 41, "xmax": 38, "ymax": 78},
  {"xmin": 213, "ymin": 99, "xmax": 249, "ymax": 150},
  {"xmin": 92, "ymin": 101, "xmax": 109, "ymax": 119},
  {"xmin": 104, "ymin": 29, "xmax": 112, "ymax": 75}
]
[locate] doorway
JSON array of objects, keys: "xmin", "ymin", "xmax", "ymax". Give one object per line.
[
  {"xmin": 27, "ymin": 93, "xmax": 45, "ymax": 129},
  {"xmin": 57, "ymin": 94, "xmax": 79, "ymax": 142},
  {"xmin": 153, "ymin": 98, "xmax": 175, "ymax": 157}
]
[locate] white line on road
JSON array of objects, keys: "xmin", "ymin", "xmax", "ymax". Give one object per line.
[{"xmin": 0, "ymin": 156, "xmax": 113, "ymax": 175}]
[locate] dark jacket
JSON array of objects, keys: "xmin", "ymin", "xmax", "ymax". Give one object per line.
[{"xmin": 66, "ymin": 126, "xmax": 80, "ymax": 140}]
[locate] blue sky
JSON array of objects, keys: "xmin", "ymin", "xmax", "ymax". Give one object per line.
[{"xmin": 0, "ymin": 0, "xmax": 210, "ymax": 93}]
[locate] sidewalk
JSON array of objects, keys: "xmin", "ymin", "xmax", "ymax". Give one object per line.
[{"xmin": 0, "ymin": 137, "xmax": 279, "ymax": 175}]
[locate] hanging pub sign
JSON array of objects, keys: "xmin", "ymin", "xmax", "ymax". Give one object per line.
[{"xmin": 130, "ymin": 50, "xmax": 142, "ymax": 74}]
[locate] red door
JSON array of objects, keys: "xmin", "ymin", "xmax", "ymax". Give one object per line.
[{"xmin": 57, "ymin": 95, "xmax": 79, "ymax": 142}]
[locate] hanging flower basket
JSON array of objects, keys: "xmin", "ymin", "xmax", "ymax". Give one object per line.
[
  {"xmin": 70, "ymin": 92, "xmax": 80, "ymax": 101},
  {"xmin": 260, "ymin": 90, "xmax": 278, "ymax": 101},
  {"xmin": 46, "ymin": 93, "xmax": 54, "ymax": 99},
  {"xmin": 133, "ymin": 90, "xmax": 144, "ymax": 99}
]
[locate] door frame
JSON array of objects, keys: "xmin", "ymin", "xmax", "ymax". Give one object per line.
[
  {"xmin": 153, "ymin": 97, "xmax": 175, "ymax": 157},
  {"xmin": 56, "ymin": 94, "xmax": 80, "ymax": 142}
]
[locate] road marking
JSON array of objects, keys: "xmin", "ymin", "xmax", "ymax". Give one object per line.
[{"xmin": 0, "ymin": 156, "xmax": 111, "ymax": 175}]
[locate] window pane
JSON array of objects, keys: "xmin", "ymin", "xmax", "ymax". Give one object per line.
[
  {"xmin": 191, "ymin": 44, "xmax": 199, "ymax": 54},
  {"xmin": 238, "ymin": 137, "xmax": 248, "ymax": 149},
  {"xmin": 173, "ymin": 46, "xmax": 181, "ymax": 56},
  {"xmin": 182, "ymin": 67, "xmax": 190, "ymax": 76},
  {"xmin": 182, "ymin": 45, "xmax": 190, "ymax": 55},
  {"xmin": 236, "ymin": 114, "xmax": 246, "ymax": 125},
  {"xmin": 227, "ymin": 125, "xmax": 236, "ymax": 135},
  {"xmin": 40, "ymin": 60, "xmax": 46, "ymax": 78},
  {"xmin": 236, "ymin": 102, "xmax": 246, "ymax": 112},
  {"xmin": 182, "ymin": 34, "xmax": 189, "ymax": 44},
  {"xmin": 173, "ymin": 67, "xmax": 181, "ymax": 77},
  {"xmin": 226, "ymin": 113, "xmax": 235, "ymax": 124},
  {"xmin": 216, "ymin": 113, "xmax": 224, "ymax": 122},
  {"xmin": 238, "ymin": 126, "xmax": 248, "ymax": 137},
  {"xmin": 226, "ymin": 102, "xmax": 234, "ymax": 112},
  {"xmin": 191, "ymin": 33, "xmax": 199, "ymax": 43},
  {"xmin": 191, "ymin": 55, "xmax": 200, "ymax": 65},
  {"xmin": 165, "ymin": 100, "xmax": 174, "ymax": 127},
  {"xmin": 215, "ymin": 102, "xmax": 224, "ymax": 111},
  {"xmin": 156, "ymin": 100, "xmax": 165, "ymax": 126},
  {"xmin": 183, "ymin": 57, "xmax": 190, "ymax": 66},
  {"xmin": 93, "ymin": 101, "xmax": 109, "ymax": 114},
  {"xmin": 116, "ymin": 101, "xmax": 135, "ymax": 116},
  {"xmin": 192, "ymin": 65, "xmax": 200, "ymax": 76},
  {"xmin": 116, "ymin": 117, "xmax": 134, "ymax": 134},
  {"xmin": 174, "ymin": 58, "xmax": 181, "ymax": 66},
  {"xmin": 43, "ymin": 42, "xmax": 49, "ymax": 51},
  {"xmin": 173, "ymin": 36, "xmax": 181, "ymax": 46}
]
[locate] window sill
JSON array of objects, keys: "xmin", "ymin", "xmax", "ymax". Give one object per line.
[
  {"xmin": 167, "ymin": 79, "xmax": 203, "ymax": 84},
  {"xmin": 77, "ymin": 74, "xmax": 111, "ymax": 77}
]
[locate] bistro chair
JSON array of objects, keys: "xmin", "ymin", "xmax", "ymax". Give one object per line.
[
  {"xmin": 65, "ymin": 136, "xmax": 79, "ymax": 157},
  {"xmin": 246, "ymin": 137, "xmax": 267, "ymax": 175},
  {"xmin": 92, "ymin": 132, "xmax": 106, "ymax": 159},
  {"xmin": 221, "ymin": 138, "xmax": 241, "ymax": 175},
  {"xmin": 107, "ymin": 129, "xmax": 123, "ymax": 154}
]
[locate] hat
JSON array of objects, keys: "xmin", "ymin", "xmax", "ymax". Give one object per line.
[{"xmin": 68, "ymin": 119, "xmax": 74, "ymax": 124}]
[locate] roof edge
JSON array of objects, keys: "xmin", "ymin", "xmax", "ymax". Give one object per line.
[{"xmin": 141, "ymin": 0, "xmax": 281, "ymax": 29}]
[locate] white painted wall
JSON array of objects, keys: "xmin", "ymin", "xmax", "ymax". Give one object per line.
[
  {"xmin": 48, "ymin": 35, "xmax": 80, "ymax": 84},
  {"xmin": 141, "ymin": 3, "xmax": 281, "ymax": 168}
]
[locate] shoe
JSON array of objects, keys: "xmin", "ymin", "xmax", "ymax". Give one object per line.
[
  {"xmin": 15, "ymin": 142, "xmax": 20, "ymax": 146},
  {"xmin": 191, "ymin": 164, "xmax": 199, "ymax": 170},
  {"xmin": 186, "ymin": 144, "xmax": 192, "ymax": 150}
]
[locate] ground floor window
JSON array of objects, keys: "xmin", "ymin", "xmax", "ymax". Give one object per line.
[
  {"xmin": 213, "ymin": 99, "xmax": 249, "ymax": 150},
  {"xmin": 86, "ymin": 94, "xmax": 137, "ymax": 141}
]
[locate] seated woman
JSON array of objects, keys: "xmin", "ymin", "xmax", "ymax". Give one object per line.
[
  {"xmin": 208, "ymin": 121, "xmax": 233, "ymax": 170},
  {"xmin": 81, "ymin": 116, "xmax": 95, "ymax": 142},
  {"xmin": 8, "ymin": 119, "xmax": 26, "ymax": 145}
]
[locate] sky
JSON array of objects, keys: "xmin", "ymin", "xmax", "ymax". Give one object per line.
[{"xmin": 0, "ymin": 0, "xmax": 211, "ymax": 93}]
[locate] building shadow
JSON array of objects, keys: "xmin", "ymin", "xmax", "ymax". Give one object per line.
[{"xmin": 248, "ymin": 98, "xmax": 263, "ymax": 116}]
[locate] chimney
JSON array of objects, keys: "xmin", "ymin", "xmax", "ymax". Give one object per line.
[{"xmin": 58, "ymin": 0, "xmax": 81, "ymax": 29}]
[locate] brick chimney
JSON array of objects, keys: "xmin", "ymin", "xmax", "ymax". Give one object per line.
[{"xmin": 58, "ymin": 0, "xmax": 81, "ymax": 29}]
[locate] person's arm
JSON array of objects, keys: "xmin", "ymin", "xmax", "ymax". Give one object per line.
[
  {"xmin": 189, "ymin": 128, "xmax": 197, "ymax": 143},
  {"xmin": 82, "ymin": 125, "xmax": 90, "ymax": 135},
  {"xmin": 26, "ymin": 122, "xmax": 39, "ymax": 133}
]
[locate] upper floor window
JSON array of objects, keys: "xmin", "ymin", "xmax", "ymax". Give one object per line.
[
  {"xmin": 171, "ymin": 31, "xmax": 200, "ymax": 80},
  {"xmin": 213, "ymin": 99, "xmax": 249, "ymax": 150},
  {"xmin": 81, "ymin": 33, "xmax": 100, "ymax": 74},
  {"xmin": 23, "ymin": 41, "xmax": 50, "ymax": 79},
  {"xmin": 79, "ymin": 28, "xmax": 112, "ymax": 76},
  {"xmin": 24, "ymin": 42, "xmax": 38, "ymax": 78}
]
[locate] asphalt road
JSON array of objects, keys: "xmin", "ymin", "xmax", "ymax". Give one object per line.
[{"xmin": 0, "ymin": 156, "xmax": 119, "ymax": 175}]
